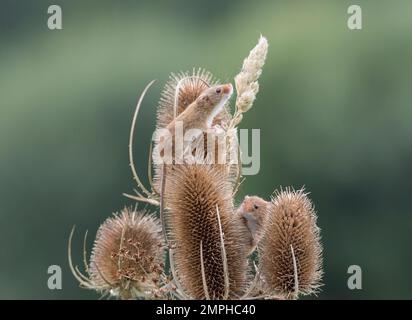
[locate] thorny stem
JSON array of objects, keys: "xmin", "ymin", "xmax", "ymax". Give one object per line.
[{"xmin": 123, "ymin": 192, "xmax": 160, "ymax": 206}]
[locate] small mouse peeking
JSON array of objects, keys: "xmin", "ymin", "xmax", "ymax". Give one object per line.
[{"xmin": 237, "ymin": 195, "xmax": 271, "ymax": 255}]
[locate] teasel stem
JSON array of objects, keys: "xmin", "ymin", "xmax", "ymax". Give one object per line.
[{"xmin": 123, "ymin": 191, "xmax": 159, "ymax": 206}]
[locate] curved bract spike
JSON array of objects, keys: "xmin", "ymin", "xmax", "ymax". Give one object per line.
[{"xmin": 129, "ymin": 80, "xmax": 157, "ymax": 198}]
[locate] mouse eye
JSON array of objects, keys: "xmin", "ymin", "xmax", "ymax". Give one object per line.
[
  {"xmin": 215, "ymin": 88, "xmax": 222, "ymax": 94},
  {"xmin": 253, "ymin": 204, "xmax": 259, "ymax": 210}
]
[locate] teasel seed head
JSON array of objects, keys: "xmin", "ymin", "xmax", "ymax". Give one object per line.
[
  {"xmin": 89, "ymin": 208, "xmax": 165, "ymax": 299},
  {"xmin": 258, "ymin": 187, "xmax": 323, "ymax": 299},
  {"xmin": 164, "ymin": 164, "xmax": 250, "ymax": 299}
]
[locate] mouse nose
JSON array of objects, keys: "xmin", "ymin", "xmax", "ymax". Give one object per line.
[{"xmin": 222, "ymin": 83, "xmax": 233, "ymax": 94}]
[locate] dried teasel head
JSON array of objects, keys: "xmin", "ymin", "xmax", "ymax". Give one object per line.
[
  {"xmin": 164, "ymin": 164, "xmax": 250, "ymax": 299},
  {"xmin": 258, "ymin": 188, "xmax": 323, "ymax": 299},
  {"xmin": 69, "ymin": 208, "xmax": 166, "ymax": 299}
]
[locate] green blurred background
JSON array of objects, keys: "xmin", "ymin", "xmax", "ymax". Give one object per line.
[{"xmin": 1, "ymin": 0, "xmax": 411, "ymax": 299}]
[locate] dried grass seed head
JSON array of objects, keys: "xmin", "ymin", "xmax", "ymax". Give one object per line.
[{"xmin": 235, "ymin": 35, "xmax": 268, "ymax": 114}]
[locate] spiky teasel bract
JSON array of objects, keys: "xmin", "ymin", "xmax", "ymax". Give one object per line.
[
  {"xmin": 164, "ymin": 164, "xmax": 250, "ymax": 299},
  {"xmin": 258, "ymin": 188, "xmax": 323, "ymax": 299},
  {"xmin": 69, "ymin": 208, "xmax": 167, "ymax": 299}
]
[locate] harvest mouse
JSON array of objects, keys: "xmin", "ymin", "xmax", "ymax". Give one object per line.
[
  {"xmin": 237, "ymin": 195, "xmax": 271, "ymax": 255},
  {"xmin": 158, "ymin": 83, "xmax": 233, "ymax": 162}
]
